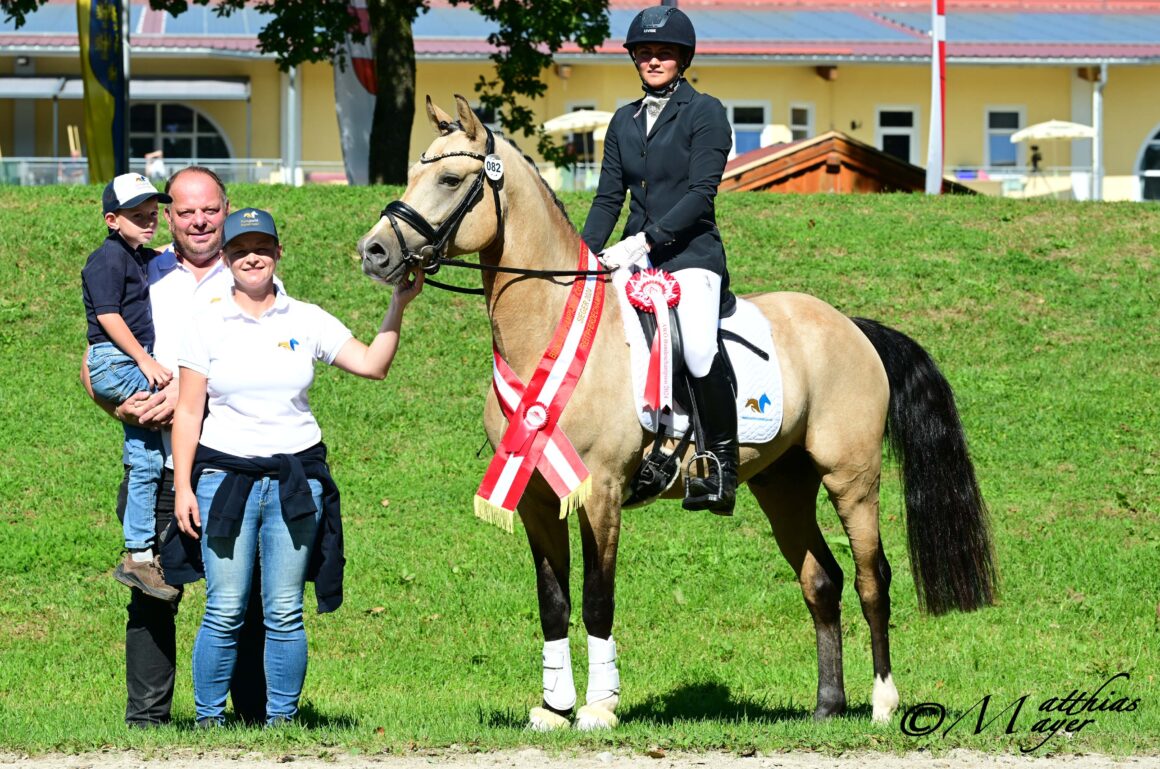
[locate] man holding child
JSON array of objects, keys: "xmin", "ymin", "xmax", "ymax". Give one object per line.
[{"xmin": 84, "ymin": 166, "xmax": 266, "ymax": 727}]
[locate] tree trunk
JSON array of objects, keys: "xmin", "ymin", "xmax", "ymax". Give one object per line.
[{"xmin": 368, "ymin": 1, "xmax": 416, "ymax": 185}]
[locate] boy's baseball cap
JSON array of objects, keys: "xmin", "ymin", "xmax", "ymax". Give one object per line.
[
  {"xmin": 102, "ymin": 173, "xmax": 172, "ymax": 214},
  {"xmin": 223, "ymin": 208, "xmax": 280, "ymax": 249}
]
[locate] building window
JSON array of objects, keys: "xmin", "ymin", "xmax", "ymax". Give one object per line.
[
  {"xmin": 875, "ymin": 108, "xmax": 918, "ymax": 164},
  {"xmin": 129, "ymin": 103, "xmax": 231, "ymax": 163},
  {"xmin": 566, "ymin": 102, "xmax": 598, "ymax": 164},
  {"xmin": 789, "ymin": 103, "xmax": 814, "ymax": 141},
  {"xmin": 985, "ymin": 108, "xmax": 1024, "ymax": 169},
  {"xmin": 1140, "ymin": 127, "xmax": 1160, "ymax": 201},
  {"xmin": 723, "ymin": 101, "xmax": 769, "ymax": 158}
]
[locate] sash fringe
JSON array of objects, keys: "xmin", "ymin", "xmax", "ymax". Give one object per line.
[
  {"xmin": 558, "ymin": 476, "xmax": 592, "ymax": 520},
  {"xmin": 473, "ymin": 495, "xmax": 515, "ymax": 534}
]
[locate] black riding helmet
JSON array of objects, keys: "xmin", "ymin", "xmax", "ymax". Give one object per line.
[{"xmin": 624, "ymin": 6, "xmax": 696, "ymax": 69}]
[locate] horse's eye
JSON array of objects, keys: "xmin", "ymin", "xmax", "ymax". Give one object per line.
[{"xmin": 440, "ymin": 174, "xmax": 462, "ymax": 188}]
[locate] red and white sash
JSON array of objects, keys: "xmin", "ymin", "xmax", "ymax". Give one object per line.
[{"xmin": 474, "ymin": 244, "xmax": 605, "ymax": 532}]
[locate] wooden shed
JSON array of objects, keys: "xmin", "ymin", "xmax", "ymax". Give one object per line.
[{"xmin": 720, "ymin": 131, "xmax": 975, "ymax": 195}]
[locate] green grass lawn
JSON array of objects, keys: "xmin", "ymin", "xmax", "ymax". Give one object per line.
[{"xmin": 0, "ymin": 184, "xmax": 1156, "ymax": 756}]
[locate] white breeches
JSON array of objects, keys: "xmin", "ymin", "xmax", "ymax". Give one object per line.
[{"xmin": 672, "ymin": 268, "xmax": 721, "ymax": 378}]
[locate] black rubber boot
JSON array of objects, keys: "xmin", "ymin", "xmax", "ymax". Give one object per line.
[{"xmin": 682, "ymin": 354, "xmax": 739, "ymax": 515}]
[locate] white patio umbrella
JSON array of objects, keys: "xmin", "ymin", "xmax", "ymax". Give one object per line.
[
  {"xmin": 541, "ymin": 110, "xmax": 614, "ymax": 136},
  {"xmin": 1010, "ymin": 120, "xmax": 1096, "ymax": 144}
]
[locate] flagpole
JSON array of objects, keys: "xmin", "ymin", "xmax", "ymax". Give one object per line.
[
  {"xmin": 924, "ymin": 0, "xmax": 946, "ymax": 194},
  {"xmin": 118, "ymin": 0, "xmax": 130, "ymax": 175}
]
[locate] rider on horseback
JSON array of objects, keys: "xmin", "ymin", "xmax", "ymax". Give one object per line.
[{"xmin": 582, "ymin": 6, "xmax": 739, "ymax": 515}]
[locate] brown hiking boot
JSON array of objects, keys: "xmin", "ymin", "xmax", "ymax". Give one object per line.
[{"xmin": 114, "ymin": 553, "xmax": 179, "ymax": 602}]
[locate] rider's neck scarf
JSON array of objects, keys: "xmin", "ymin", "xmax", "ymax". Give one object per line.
[
  {"xmin": 634, "ymin": 76, "xmax": 683, "ymax": 125},
  {"xmin": 474, "ymin": 243, "xmax": 605, "ymax": 533}
]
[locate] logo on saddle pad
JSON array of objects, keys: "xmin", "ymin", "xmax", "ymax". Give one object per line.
[{"xmin": 746, "ymin": 393, "xmax": 773, "ymax": 413}]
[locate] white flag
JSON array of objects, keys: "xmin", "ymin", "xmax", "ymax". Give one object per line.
[
  {"xmin": 925, "ymin": 0, "xmax": 946, "ymax": 195},
  {"xmin": 334, "ymin": 0, "xmax": 377, "ymax": 186}
]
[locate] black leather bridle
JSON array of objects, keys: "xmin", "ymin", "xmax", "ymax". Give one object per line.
[
  {"xmin": 378, "ymin": 125, "xmax": 502, "ymax": 279},
  {"xmin": 376, "ymin": 124, "xmax": 611, "ymax": 295}
]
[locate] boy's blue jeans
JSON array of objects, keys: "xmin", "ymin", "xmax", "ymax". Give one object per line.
[
  {"xmin": 87, "ymin": 342, "xmax": 165, "ymax": 551},
  {"xmin": 192, "ymin": 470, "xmax": 323, "ymax": 725}
]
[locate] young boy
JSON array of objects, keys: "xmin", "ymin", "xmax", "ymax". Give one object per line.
[{"xmin": 83, "ymin": 173, "xmax": 178, "ymax": 601}]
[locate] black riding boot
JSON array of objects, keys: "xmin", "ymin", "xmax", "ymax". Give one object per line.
[{"xmin": 683, "ymin": 354, "xmax": 739, "ymax": 515}]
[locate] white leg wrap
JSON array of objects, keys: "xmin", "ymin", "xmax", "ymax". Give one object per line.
[
  {"xmin": 576, "ymin": 635, "xmax": 620, "ymax": 730},
  {"xmin": 541, "ymin": 638, "xmax": 576, "ymax": 713},
  {"xmin": 585, "ymin": 634, "xmax": 620, "ymax": 707},
  {"xmin": 872, "ymin": 673, "xmax": 899, "ymax": 723}
]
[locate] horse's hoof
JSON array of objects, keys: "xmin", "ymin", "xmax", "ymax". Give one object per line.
[
  {"xmin": 576, "ymin": 703, "xmax": 619, "ymax": 730},
  {"xmin": 872, "ymin": 674, "xmax": 899, "ymax": 724},
  {"xmin": 813, "ymin": 691, "xmax": 847, "ymax": 721},
  {"xmin": 529, "ymin": 707, "xmax": 571, "ymax": 731}
]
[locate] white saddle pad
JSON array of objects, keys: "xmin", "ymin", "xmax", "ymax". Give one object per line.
[{"xmin": 611, "ymin": 269, "xmax": 783, "ymax": 445}]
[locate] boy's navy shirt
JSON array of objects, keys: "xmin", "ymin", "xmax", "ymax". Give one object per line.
[{"xmin": 82, "ymin": 231, "xmax": 157, "ymax": 348}]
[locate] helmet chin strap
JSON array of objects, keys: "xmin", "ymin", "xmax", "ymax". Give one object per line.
[{"xmin": 639, "ymin": 74, "xmax": 683, "ymax": 98}]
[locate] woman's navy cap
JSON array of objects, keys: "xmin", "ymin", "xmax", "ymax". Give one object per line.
[{"xmin": 223, "ymin": 207, "xmax": 279, "ymax": 248}]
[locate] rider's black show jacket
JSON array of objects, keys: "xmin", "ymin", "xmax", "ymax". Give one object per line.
[{"xmin": 581, "ymin": 78, "xmax": 735, "ymax": 315}]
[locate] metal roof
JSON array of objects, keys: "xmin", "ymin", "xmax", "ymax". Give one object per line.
[
  {"xmin": 162, "ymin": 6, "xmax": 267, "ymax": 37},
  {"xmin": 4, "ymin": 1, "xmax": 1160, "ymax": 64},
  {"xmin": 882, "ymin": 11, "xmax": 1160, "ymax": 44},
  {"xmin": 610, "ymin": 9, "xmax": 918, "ymax": 42}
]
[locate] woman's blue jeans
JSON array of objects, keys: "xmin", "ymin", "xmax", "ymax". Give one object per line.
[{"xmin": 192, "ymin": 471, "xmax": 322, "ymax": 725}]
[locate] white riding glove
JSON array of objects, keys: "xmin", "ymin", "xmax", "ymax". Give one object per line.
[{"xmin": 598, "ymin": 233, "xmax": 650, "ymax": 271}]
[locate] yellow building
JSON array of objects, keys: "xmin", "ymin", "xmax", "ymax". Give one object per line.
[{"xmin": 3, "ymin": 0, "xmax": 1160, "ymax": 200}]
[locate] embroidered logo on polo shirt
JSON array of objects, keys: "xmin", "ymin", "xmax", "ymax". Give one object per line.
[{"xmin": 277, "ymin": 338, "xmax": 300, "ymax": 351}]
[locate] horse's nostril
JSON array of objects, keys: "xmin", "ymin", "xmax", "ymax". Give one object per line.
[{"xmin": 365, "ymin": 241, "xmax": 386, "ymax": 259}]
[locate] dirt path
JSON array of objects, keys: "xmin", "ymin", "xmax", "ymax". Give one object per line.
[{"xmin": 2, "ymin": 749, "xmax": 1158, "ymax": 769}]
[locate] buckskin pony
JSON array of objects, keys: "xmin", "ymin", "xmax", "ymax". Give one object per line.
[{"xmin": 357, "ymin": 95, "xmax": 996, "ymax": 731}]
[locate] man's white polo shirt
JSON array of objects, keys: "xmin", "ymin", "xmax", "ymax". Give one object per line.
[
  {"xmin": 148, "ymin": 247, "xmax": 234, "ymax": 374},
  {"xmin": 147, "ymin": 248, "xmax": 235, "ymax": 464},
  {"xmin": 178, "ymin": 288, "xmax": 353, "ymax": 459}
]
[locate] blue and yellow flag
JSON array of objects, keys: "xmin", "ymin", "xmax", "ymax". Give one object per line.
[{"xmin": 76, "ymin": 0, "xmax": 127, "ymax": 181}]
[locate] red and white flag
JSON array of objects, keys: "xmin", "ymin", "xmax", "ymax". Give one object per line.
[
  {"xmin": 334, "ymin": 0, "xmax": 377, "ymax": 185},
  {"xmin": 925, "ymin": 0, "xmax": 946, "ymax": 195}
]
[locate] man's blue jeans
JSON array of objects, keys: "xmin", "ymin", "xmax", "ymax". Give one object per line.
[
  {"xmin": 88, "ymin": 342, "xmax": 164, "ymax": 550},
  {"xmin": 192, "ymin": 470, "xmax": 322, "ymax": 725}
]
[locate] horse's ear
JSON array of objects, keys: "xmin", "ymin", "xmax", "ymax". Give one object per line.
[
  {"xmin": 454, "ymin": 94, "xmax": 483, "ymax": 142},
  {"xmin": 427, "ymin": 96, "xmax": 457, "ymax": 137}
]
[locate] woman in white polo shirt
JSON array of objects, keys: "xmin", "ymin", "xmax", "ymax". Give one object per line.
[{"xmin": 170, "ymin": 207, "xmax": 422, "ymax": 727}]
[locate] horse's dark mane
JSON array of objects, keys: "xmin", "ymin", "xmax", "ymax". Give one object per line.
[{"xmin": 497, "ymin": 134, "xmax": 574, "ymax": 229}]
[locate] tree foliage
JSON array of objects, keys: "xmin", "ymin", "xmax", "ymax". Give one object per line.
[{"xmin": 2, "ymin": 0, "xmax": 610, "ymax": 183}]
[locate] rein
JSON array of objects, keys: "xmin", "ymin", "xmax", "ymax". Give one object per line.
[{"xmin": 377, "ymin": 125, "xmax": 612, "ymax": 295}]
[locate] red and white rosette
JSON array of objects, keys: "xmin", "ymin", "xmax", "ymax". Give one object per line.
[{"xmin": 626, "ymin": 268, "xmax": 681, "ymax": 412}]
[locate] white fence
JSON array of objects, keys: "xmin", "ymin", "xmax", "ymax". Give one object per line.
[{"xmin": 0, "ymin": 158, "xmax": 348, "ymax": 186}]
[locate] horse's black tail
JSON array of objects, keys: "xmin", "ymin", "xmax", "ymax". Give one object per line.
[{"xmin": 851, "ymin": 317, "xmax": 997, "ymax": 615}]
